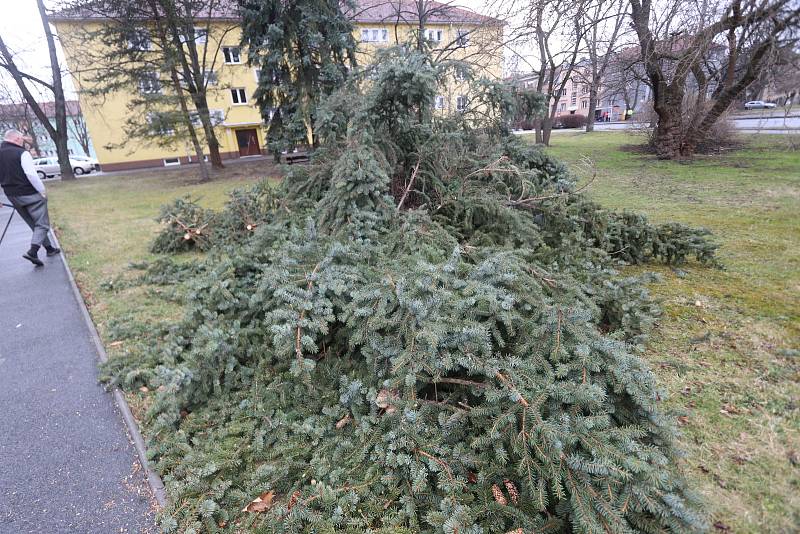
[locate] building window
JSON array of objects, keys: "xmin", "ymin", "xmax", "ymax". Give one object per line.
[
  {"xmin": 425, "ymin": 29, "xmax": 443, "ymax": 42},
  {"xmin": 254, "ymin": 68, "xmax": 261, "ymax": 82},
  {"xmin": 456, "ymin": 95, "xmax": 468, "ymax": 111},
  {"xmin": 581, "ymin": 100, "xmax": 588, "ymax": 109},
  {"xmin": 193, "ymin": 27, "xmax": 207, "ymax": 44},
  {"xmin": 361, "ymin": 28, "xmax": 388, "ymax": 42},
  {"xmin": 230, "ymin": 88, "xmax": 248, "ymax": 105},
  {"xmin": 435, "ymin": 95, "xmax": 445, "ymax": 109},
  {"xmin": 561, "ymin": 89, "xmax": 567, "ymax": 96},
  {"xmin": 203, "ymin": 70, "xmax": 217, "ymax": 86},
  {"xmin": 456, "ymin": 29, "xmax": 469, "ymax": 47},
  {"xmin": 455, "ymin": 66, "xmax": 468, "ymax": 81},
  {"xmin": 163, "ymin": 157, "xmax": 181, "ymax": 166},
  {"xmin": 148, "ymin": 113, "xmax": 174, "ymax": 135},
  {"xmin": 223, "ymin": 46, "xmax": 241, "ymax": 64},
  {"xmin": 128, "ymin": 29, "xmax": 151, "ymax": 51},
  {"xmin": 139, "ymin": 71, "xmax": 161, "ymax": 94},
  {"xmin": 208, "ymin": 109, "xmax": 225, "ymax": 125},
  {"xmin": 570, "ymin": 92, "xmax": 577, "ymax": 105},
  {"xmin": 582, "ymin": 85, "xmax": 589, "ymax": 94},
  {"xmin": 560, "ymin": 103, "xmax": 566, "ymax": 111}
]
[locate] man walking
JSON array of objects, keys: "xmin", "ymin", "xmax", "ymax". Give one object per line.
[{"xmin": 0, "ymin": 129, "xmax": 60, "ymax": 266}]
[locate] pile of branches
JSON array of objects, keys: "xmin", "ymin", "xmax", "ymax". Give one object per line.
[{"xmin": 108, "ymin": 50, "xmax": 716, "ymax": 533}]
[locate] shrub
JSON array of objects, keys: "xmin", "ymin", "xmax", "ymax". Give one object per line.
[{"xmin": 556, "ymin": 113, "xmax": 588, "ymax": 129}]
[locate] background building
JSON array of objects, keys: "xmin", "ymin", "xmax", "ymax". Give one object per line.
[
  {"xmin": 52, "ymin": 1, "xmax": 502, "ymax": 171},
  {"xmin": 0, "ymin": 100, "xmax": 95, "ymax": 158}
]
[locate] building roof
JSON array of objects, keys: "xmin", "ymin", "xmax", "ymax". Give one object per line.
[
  {"xmin": 349, "ymin": 0, "xmax": 501, "ymax": 25},
  {"xmin": 0, "ymin": 100, "xmax": 82, "ymax": 119},
  {"xmin": 52, "ymin": 0, "xmax": 500, "ymax": 25}
]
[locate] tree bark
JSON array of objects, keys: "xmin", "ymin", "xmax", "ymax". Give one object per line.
[
  {"xmin": 586, "ymin": 86, "xmax": 598, "ymax": 132},
  {"xmin": 37, "ymin": 0, "xmax": 75, "ymax": 180}
]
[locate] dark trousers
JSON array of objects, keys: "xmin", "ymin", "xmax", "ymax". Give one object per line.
[{"xmin": 8, "ymin": 193, "xmax": 52, "ymax": 248}]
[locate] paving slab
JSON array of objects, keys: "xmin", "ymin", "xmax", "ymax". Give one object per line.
[{"xmin": 0, "ymin": 200, "xmax": 157, "ymax": 533}]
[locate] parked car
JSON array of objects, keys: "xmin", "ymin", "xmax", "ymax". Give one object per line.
[
  {"xmin": 744, "ymin": 100, "xmax": 777, "ymax": 110},
  {"xmin": 70, "ymin": 155, "xmax": 101, "ymax": 172},
  {"xmin": 32, "ymin": 156, "xmax": 96, "ymax": 179}
]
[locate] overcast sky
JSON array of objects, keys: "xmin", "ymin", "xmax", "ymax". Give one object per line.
[{"xmin": 0, "ymin": 0, "xmax": 513, "ymax": 104}]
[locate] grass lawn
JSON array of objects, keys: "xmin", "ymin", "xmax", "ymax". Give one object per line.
[{"xmin": 47, "ymin": 134, "xmax": 798, "ymax": 532}]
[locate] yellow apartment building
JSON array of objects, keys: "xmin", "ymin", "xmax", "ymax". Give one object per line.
[{"xmin": 53, "ymin": 1, "xmax": 502, "ymax": 171}]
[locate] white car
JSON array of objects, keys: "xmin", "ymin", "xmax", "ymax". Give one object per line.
[
  {"xmin": 744, "ymin": 100, "xmax": 777, "ymax": 110},
  {"xmin": 33, "ymin": 156, "xmax": 96, "ymax": 179}
]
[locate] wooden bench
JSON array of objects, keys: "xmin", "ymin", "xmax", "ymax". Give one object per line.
[{"xmin": 281, "ymin": 147, "xmax": 310, "ymax": 165}]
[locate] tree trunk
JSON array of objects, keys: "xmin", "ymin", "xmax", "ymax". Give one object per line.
[
  {"xmin": 37, "ymin": 0, "xmax": 75, "ymax": 180},
  {"xmin": 192, "ymin": 96, "xmax": 224, "ymax": 169},
  {"xmin": 652, "ymin": 111, "xmax": 681, "ymax": 159},
  {"xmin": 541, "ymin": 113, "xmax": 554, "ymax": 146},
  {"xmin": 586, "ymin": 86, "xmax": 598, "ymax": 132}
]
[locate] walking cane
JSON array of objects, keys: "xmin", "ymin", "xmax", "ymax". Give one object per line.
[{"xmin": 0, "ymin": 202, "xmax": 14, "ymax": 248}]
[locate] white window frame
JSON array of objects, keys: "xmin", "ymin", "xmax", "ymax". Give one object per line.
[
  {"xmin": 203, "ymin": 70, "xmax": 218, "ymax": 86},
  {"xmin": 209, "ymin": 109, "xmax": 225, "ymax": 125},
  {"xmin": 434, "ymin": 95, "xmax": 445, "ymax": 109},
  {"xmin": 230, "ymin": 87, "xmax": 248, "ymax": 105},
  {"xmin": 455, "ymin": 66, "xmax": 468, "ymax": 81},
  {"xmin": 560, "ymin": 103, "xmax": 566, "ymax": 111},
  {"xmin": 163, "ymin": 157, "xmax": 181, "ymax": 167},
  {"xmin": 581, "ymin": 100, "xmax": 588, "ymax": 109},
  {"xmin": 147, "ymin": 112, "xmax": 174, "ymax": 136},
  {"xmin": 425, "ymin": 29, "xmax": 443, "ymax": 42},
  {"xmin": 254, "ymin": 68, "xmax": 261, "ymax": 82},
  {"xmin": 456, "ymin": 95, "xmax": 468, "ymax": 112},
  {"xmin": 223, "ymin": 46, "xmax": 242, "ymax": 64},
  {"xmin": 128, "ymin": 29, "xmax": 151, "ymax": 51},
  {"xmin": 193, "ymin": 27, "xmax": 207, "ymax": 44},
  {"xmin": 570, "ymin": 92, "xmax": 577, "ymax": 105},
  {"xmin": 139, "ymin": 71, "xmax": 161, "ymax": 94},
  {"xmin": 456, "ymin": 29, "xmax": 469, "ymax": 47},
  {"xmin": 361, "ymin": 28, "xmax": 388, "ymax": 43}
]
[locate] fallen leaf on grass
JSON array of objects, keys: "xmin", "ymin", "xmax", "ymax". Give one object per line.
[
  {"xmin": 242, "ymin": 491, "xmax": 275, "ymax": 513},
  {"xmin": 139, "ymin": 386, "xmax": 149, "ymax": 393},
  {"xmin": 713, "ymin": 520, "xmax": 731, "ymax": 532},
  {"xmin": 719, "ymin": 403, "xmax": 743, "ymax": 416},
  {"xmin": 788, "ymin": 450, "xmax": 799, "ymax": 466},
  {"xmin": 109, "ymin": 340, "xmax": 123, "ymax": 347},
  {"xmin": 677, "ymin": 415, "xmax": 690, "ymax": 426}
]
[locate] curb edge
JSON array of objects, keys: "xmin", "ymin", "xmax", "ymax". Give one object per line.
[{"xmin": 50, "ymin": 230, "xmax": 168, "ymax": 509}]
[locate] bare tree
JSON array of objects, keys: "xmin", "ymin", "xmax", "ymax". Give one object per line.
[
  {"xmin": 67, "ymin": 108, "xmax": 92, "ymax": 156},
  {"xmin": 0, "ymin": 0, "xmax": 76, "ymax": 179},
  {"xmin": 577, "ymin": 0, "xmax": 628, "ymax": 132},
  {"xmin": 497, "ymin": 0, "xmax": 588, "ymax": 145},
  {"xmin": 629, "ymin": 0, "xmax": 800, "ymax": 158}
]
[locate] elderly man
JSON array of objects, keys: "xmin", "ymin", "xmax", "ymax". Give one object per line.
[{"xmin": 0, "ymin": 129, "xmax": 60, "ymax": 266}]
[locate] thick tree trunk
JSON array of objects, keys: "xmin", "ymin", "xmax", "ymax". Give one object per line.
[
  {"xmin": 541, "ymin": 113, "xmax": 554, "ymax": 146},
  {"xmin": 586, "ymin": 87, "xmax": 598, "ymax": 132},
  {"xmin": 652, "ymin": 110, "xmax": 681, "ymax": 159},
  {"xmin": 192, "ymin": 96, "xmax": 224, "ymax": 169}
]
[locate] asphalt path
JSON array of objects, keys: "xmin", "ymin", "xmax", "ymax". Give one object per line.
[
  {"xmin": 590, "ymin": 113, "xmax": 800, "ymax": 133},
  {"xmin": 0, "ymin": 200, "xmax": 156, "ymax": 533}
]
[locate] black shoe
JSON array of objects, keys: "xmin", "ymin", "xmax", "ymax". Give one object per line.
[
  {"xmin": 45, "ymin": 247, "xmax": 61, "ymax": 256},
  {"xmin": 23, "ymin": 252, "xmax": 44, "ymax": 266}
]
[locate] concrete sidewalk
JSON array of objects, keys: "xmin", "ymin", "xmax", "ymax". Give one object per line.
[{"xmin": 0, "ymin": 201, "xmax": 156, "ymax": 533}]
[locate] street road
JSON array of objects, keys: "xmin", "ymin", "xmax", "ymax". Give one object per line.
[{"xmin": 591, "ymin": 113, "xmax": 800, "ymax": 133}]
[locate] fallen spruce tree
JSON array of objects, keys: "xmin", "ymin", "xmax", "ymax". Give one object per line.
[{"xmin": 105, "ymin": 50, "xmax": 716, "ymax": 533}]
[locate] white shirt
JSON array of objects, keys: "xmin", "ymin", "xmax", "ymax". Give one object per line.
[{"xmin": 20, "ymin": 151, "xmax": 45, "ymax": 194}]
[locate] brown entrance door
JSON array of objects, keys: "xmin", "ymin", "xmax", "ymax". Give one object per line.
[{"xmin": 236, "ymin": 129, "xmax": 261, "ymax": 157}]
